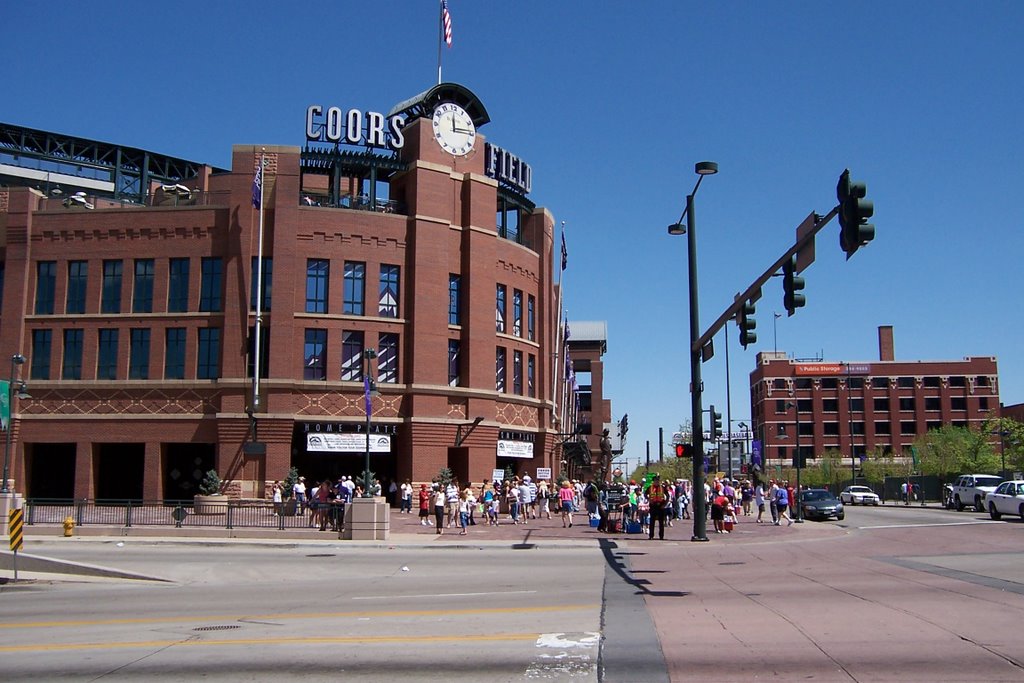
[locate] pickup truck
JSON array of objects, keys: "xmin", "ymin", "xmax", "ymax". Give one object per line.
[{"xmin": 948, "ymin": 474, "xmax": 1003, "ymax": 512}]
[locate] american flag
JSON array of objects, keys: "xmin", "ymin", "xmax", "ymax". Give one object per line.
[
  {"xmin": 441, "ymin": 0, "xmax": 453, "ymax": 47},
  {"xmin": 252, "ymin": 160, "xmax": 262, "ymax": 209},
  {"xmin": 560, "ymin": 231, "xmax": 568, "ymax": 270}
]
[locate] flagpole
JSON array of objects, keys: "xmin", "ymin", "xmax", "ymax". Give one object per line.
[
  {"xmin": 551, "ymin": 222, "xmax": 566, "ymax": 432},
  {"xmin": 437, "ymin": 0, "xmax": 443, "ymax": 85},
  {"xmin": 253, "ymin": 150, "xmax": 266, "ymax": 412}
]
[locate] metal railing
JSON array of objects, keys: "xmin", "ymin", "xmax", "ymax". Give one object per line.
[
  {"xmin": 23, "ymin": 499, "xmax": 328, "ymax": 531},
  {"xmin": 299, "ymin": 192, "xmax": 405, "ymax": 214}
]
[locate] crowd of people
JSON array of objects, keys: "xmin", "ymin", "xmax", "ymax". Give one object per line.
[{"xmin": 268, "ymin": 470, "xmax": 806, "ymax": 538}]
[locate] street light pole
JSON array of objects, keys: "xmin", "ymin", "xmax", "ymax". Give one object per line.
[
  {"xmin": 786, "ymin": 400, "xmax": 803, "ymax": 523},
  {"xmin": 3, "ymin": 354, "xmax": 27, "ymax": 495},
  {"xmin": 668, "ymin": 161, "xmax": 718, "ymax": 542},
  {"xmin": 847, "ymin": 363, "xmax": 856, "ymax": 485},
  {"xmin": 737, "ymin": 421, "xmax": 749, "ymax": 471},
  {"xmin": 795, "ymin": 402, "xmax": 803, "ymax": 522},
  {"xmin": 725, "ymin": 314, "xmax": 733, "ymax": 483}
]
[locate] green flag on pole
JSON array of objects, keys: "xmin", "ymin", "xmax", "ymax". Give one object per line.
[
  {"xmin": 0, "ymin": 379, "xmax": 10, "ymax": 431},
  {"xmin": 910, "ymin": 446, "xmax": 919, "ymax": 470}
]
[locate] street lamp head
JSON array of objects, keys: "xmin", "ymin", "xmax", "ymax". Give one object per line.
[
  {"xmin": 15, "ymin": 381, "xmax": 30, "ymax": 400},
  {"xmin": 12, "ymin": 354, "xmax": 25, "ymax": 366},
  {"xmin": 668, "ymin": 223, "xmax": 686, "ymax": 236},
  {"xmin": 695, "ymin": 161, "xmax": 719, "ymax": 176}
]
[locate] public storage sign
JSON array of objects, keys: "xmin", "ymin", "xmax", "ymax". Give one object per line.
[{"xmin": 794, "ymin": 363, "xmax": 871, "ymax": 376}]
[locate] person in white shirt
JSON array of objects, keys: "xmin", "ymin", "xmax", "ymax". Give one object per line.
[
  {"xmin": 293, "ymin": 476, "xmax": 307, "ymax": 515},
  {"xmin": 400, "ymin": 480, "xmax": 413, "ymax": 513},
  {"xmin": 755, "ymin": 481, "xmax": 766, "ymax": 524},
  {"xmin": 446, "ymin": 481, "xmax": 460, "ymax": 528},
  {"xmin": 518, "ymin": 479, "xmax": 531, "ymax": 524},
  {"xmin": 524, "ymin": 476, "xmax": 538, "ymax": 519},
  {"xmin": 508, "ymin": 483, "xmax": 522, "ymax": 524},
  {"xmin": 433, "ymin": 485, "xmax": 446, "ymax": 535}
]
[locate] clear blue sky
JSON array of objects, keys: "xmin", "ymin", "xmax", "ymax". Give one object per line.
[{"xmin": 4, "ymin": 1, "xmax": 1023, "ymax": 473}]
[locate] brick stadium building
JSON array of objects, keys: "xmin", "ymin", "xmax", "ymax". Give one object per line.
[
  {"xmin": 750, "ymin": 326, "xmax": 1000, "ymax": 470},
  {"xmin": 0, "ymin": 83, "xmax": 588, "ymax": 502}
]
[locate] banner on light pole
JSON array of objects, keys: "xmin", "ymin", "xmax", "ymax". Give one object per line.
[{"xmin": 0, "ymin": 380, "xmax": 9, "ymax": 431}]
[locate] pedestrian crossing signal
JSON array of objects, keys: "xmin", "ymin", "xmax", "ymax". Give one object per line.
[{"xmin": 675, "ymin": 443, "xmax": 694, "ymax": 458}]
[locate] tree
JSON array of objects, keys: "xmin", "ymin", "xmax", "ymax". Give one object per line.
[
  {"xmin": 435, "ymin": 467, "xmax": 454, "ymax": 488},
  {"xmin": 818, "ymin": 450, "xmax": 846, "ymax": 490},
  {"xmin": 861, "ymin": 449, "xmax": 898, "ymax": 488},
  {"xmin": 281, "ymin": 466, "xmax": 299, "ymax": 500},
  {"xmin": 914, "ymin": 426, "xmax": 962, "ymax": 482},
  {"xmin": 980, "ymin": 416, "xmax": 1024, "ymax": 474},
  {"xmin": 916, "ymin": 425, "xmax": 998, "ymax": 479}
]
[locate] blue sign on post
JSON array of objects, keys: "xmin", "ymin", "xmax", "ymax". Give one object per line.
[{"xmin": 751, "ymin": 439, "xmax": 762, "ymax": 468}]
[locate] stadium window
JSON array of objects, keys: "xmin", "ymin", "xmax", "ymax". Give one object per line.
[
  {"xmin": 101, "ymin": 260, "xmax": 123, "ymax": 314},
  {"xmin": 343, "ymin": 261, "xmax": 365, "ymax": 315},
  {"xmin": 35, "ymin": 261, "xmax": 56, "ymax": 314},
  {"xmin": 66, "ymin": 261, "xmax": 88, "ymax": 314},
  {"xmin": 167, "ymin": 258, "xmax": 190, "ymax": 312}
]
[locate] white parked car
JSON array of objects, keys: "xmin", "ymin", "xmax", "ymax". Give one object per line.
[
  {"xmin": 984, "ymin": 480, "xmax": 1024, "ymax": 520},
  {"xmin": 839, "ymin": 485, "xmax": 880, "ymax": 505}
]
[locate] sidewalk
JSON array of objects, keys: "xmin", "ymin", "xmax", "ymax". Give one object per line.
[{"xmin": 17, "ymin": 505, "xmax": 845, "ymax": 549}]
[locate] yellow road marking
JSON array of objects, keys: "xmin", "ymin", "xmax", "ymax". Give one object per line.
[
  {"xmin": 0, "ymin": 632, "xmax": 547, "ymax": 654},
  {"xmin": 1, "ymin": 603, "xmax": 597, "ymax": 630}
]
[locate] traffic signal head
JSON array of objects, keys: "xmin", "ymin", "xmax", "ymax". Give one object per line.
[
  {"xmin": 674, "ymin": 443, "xmax": 694, "ymax": 458},
  {"xmin": 737, "ymin": 300, "xmax": 757, "ymax": 349},
  {"xmin": 710, "ymin": 405, "xmax": 723, "ymax": 439},
  {"xmin": 782, "ymin": 255, "xmax": 805, "ymax": 316},
  {"xmin": 837, "ymin": 169, "xmax": 875, "ymax": 260}
]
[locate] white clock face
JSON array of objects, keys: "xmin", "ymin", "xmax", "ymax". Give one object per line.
[{"xmin": 432, "ymin": 102, "xmax": 476, "ymax": 156}]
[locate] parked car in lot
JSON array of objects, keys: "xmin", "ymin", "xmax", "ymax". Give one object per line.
[
  {"xmin": 984, "ymin": 480, "xmax": 1024, "ymax": 520},
  {"xmin": 948, "ymin": 474, "xmax": 1003, "ymax": 511},
  {"xmin": 839, "ymin": 485, "xmax": 880, "ymax": 506},
  {"xmin": 799, "ymin": 489, "xmax": 845, "ymax": 521}
]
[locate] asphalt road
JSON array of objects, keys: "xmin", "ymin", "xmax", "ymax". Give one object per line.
[
  {"xmin": 3, "ymin": 504, "xmax": 1023, "ymax": 682},
  {"xmin": 0, "ymin": 543, "xmax": 606, "ymax": 682}
]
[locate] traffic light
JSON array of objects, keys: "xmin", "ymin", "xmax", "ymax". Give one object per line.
[
  {"xmin": 837, "ymin": 168, "xmax": 875, "ymax": 260},
  {"xmin": 782, "ymin": 255, "xmax": 805, "ymax": 316},
  {"xmin": 736, "ymin": 300, "xmax": 757, "ymax": 349},
  {"xmin": 619, "ymin": 413, "xmax": 629, "ymax": 439},
  {"xmin": 674, "ymin": 443, "xmax": 694, "ymax": 458},
  {"xmin": 710, "ymin": 405, "xmax": 723, "ymax": 440}
]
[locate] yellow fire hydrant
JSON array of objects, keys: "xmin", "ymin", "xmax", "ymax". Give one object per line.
[{"xmin": 63, "ymin": 516, "xmax": 75, "ymax": 537}]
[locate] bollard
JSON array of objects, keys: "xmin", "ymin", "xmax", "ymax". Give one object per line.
[{"xmin": 63, "ymin": 516, "xmax": 75, "ymax": 537}]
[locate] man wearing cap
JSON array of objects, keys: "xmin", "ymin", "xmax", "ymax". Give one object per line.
[{"xmin": 647, "ymin": 474, "xmax": 670, "ymax": 540}]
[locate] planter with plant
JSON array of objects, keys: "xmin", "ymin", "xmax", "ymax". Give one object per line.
[
  {"xmin": 194, "ymin": 469, "xmax": 228, "ymax": 514},
  {"xmin": 279, "ymin": 466, "xmax": 299, "ymax": 515}
]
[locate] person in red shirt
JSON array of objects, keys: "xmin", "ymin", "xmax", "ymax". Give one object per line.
[
  {"xmin": 711, "ymin": 490, "xmax": 730, "ymax": 533},
  {"xmin": 418, "ymin": 484, "xmax": 432, "ymax": 526}
]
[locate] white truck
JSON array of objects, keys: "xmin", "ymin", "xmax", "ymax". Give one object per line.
[{"xmin": 948, "ymin": 474, "xmax": 1003, "ymax": 512}]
